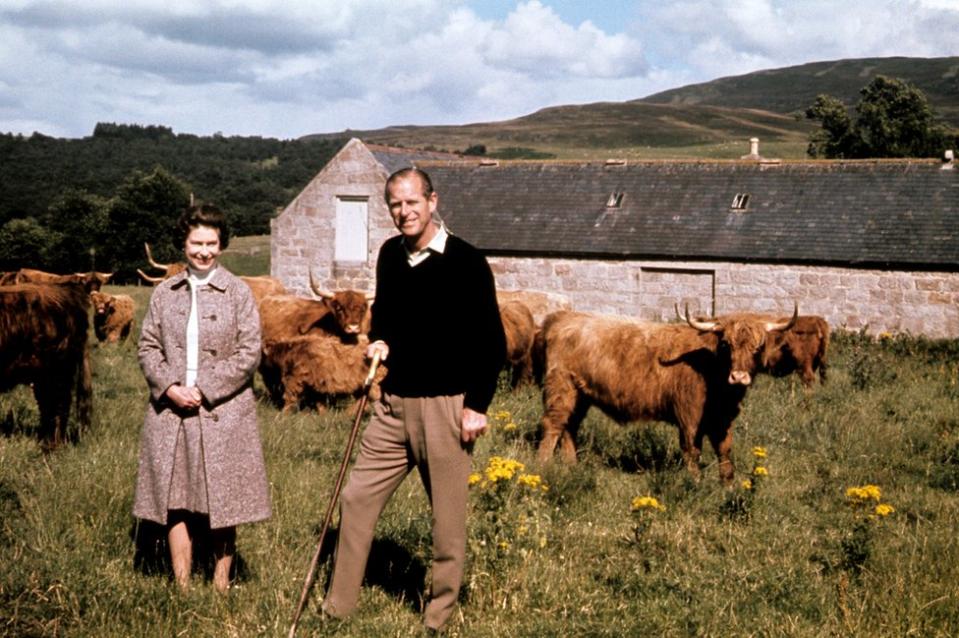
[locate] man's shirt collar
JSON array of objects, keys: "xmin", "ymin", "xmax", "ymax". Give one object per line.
[{"xmin": 405, "ymin": 222, "xmax": 448, "ymax": 267}]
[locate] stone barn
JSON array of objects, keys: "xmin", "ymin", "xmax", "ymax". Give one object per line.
[{"xmin": 271, "ymin": 138, "xmax": 959, "ymax": 338}]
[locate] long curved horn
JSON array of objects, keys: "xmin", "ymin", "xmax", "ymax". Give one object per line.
[
  {"xmin": 137, "ymin": 268, "xmax": 166, "ymax": 285},
  {"xmin": 684, "ymin": 303, "xmax": 718, "ymax": 332},
  {"xmin": 765, "ymin": 303, "xmax": 799, "ymax": 332},
  {"xmin": 144, "ymin": 242, "xmax": 170, "ymax": 270},
  {"xmin": 308, "ymin": 268, "xmax": 335, "ymax": 299},
  {"xmin": 365, "ymin": 293, "xmax": 375, "ymax": 302}
]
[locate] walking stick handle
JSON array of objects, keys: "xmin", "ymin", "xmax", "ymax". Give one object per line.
[{"xmin": 364, "ymin": 349, "xmax": 382, "ymax": 387}]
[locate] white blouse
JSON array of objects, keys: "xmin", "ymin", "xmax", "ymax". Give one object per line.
[{"xmin": 185, "ymin": 266, "xmax": 216, "ymax": 387}]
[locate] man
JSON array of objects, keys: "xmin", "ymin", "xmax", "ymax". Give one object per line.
[{"xmin": 322, "ymin": 167, "xmax": 507, "ymax": 632}]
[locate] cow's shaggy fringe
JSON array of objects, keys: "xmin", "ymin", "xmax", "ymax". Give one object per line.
[{"xmin": 1, "ymin": 285, "xmax": 958, "ymax": 637}]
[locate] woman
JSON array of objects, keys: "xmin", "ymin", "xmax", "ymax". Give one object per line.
[{"xmin": 133, "ymin": 204, "xmax": 271, "ymax": 591}]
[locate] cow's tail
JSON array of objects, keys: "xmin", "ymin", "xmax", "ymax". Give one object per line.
[{"xmin": 74, "ymin": 341, "xmax": 93, "ymax": 440}]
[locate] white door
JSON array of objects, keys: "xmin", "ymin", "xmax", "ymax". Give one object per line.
[{"xmin": 335, "ymin": 197, "xmax": 369, "ymax": 262}]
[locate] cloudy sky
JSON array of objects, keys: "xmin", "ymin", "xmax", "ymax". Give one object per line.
[{"xmin": 1, "ymin": 0, "xmax": 958, "ymax": 140}]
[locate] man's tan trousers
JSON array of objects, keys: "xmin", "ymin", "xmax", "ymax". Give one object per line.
[{"xmin": 322, "ymin": 393, "xmax": 470, "ymax": 631}]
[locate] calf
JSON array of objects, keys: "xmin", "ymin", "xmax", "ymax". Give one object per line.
[
  {"xmin": 89, "ymin": 291, "xmax": 136, "ymax": 343},
  {"xmin": 538, "ymin": 307, "xmax": 796, "ymax": 484},
  {"xmin": 262, "ymin": 334, "xmax": 386, "ymax": 412}
]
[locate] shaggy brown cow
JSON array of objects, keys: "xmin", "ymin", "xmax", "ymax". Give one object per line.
[
  {"xmin": 498, "ymin": 289, "xmax": 572, "ymax": 325},
  {"xmin": 262, "ymin": 334, "xmax": 386, "ymax": 412},
  {"xmin": 137, "ymin": 243, "xmax": 187, "ymax": 285},
  {"xmin": 0, "ymin": 282, "xmax": 93, "ymax": 449},
  {"xmin": 763, "ymin": 315, "xmax": 830, "ymax": 387},
  {"xmin": 15, "ymin": 268, "xmax": 111, "ymax": 292},
  {"xmin": 258, "ymin": 274, "xmax": 373, "ymax": 405},
  {"xmin": 0, "ymin": 271, "xmax": 17, "ymax": 285},
  {"xmin": 89, "ymin": 291, "xmax": 136, "ymax": 343},
  {"xmin": 499, "ymin": 300, "xmax": 536, "ymax": 388},
  {"xmin": 240, "ymin": 275, "xmax": 287, "ymax": 305},
  {"xmin": 537, "ymin": 307, "xmax": 796, "ymax": 484}
]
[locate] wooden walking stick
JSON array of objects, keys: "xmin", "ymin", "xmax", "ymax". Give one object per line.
[{"xmin": 289, "ymin": 350, "xmax": 382, "ymax": 638}]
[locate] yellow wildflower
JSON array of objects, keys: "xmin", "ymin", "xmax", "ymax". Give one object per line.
[
  {"xmin": 539, "ymin": 536, "xmax": 548, "ymax": 548},
  {"xmin": 846, "ymin": 485, "xmax": 882, "ymax": 502},
  {"xmin": 498, "ymin": 540, "xmax": 510, "ymax": 550},
  {"xmin": 630, "ymin": 496, "xmax": 666, "ymax": 512},
  {"xmin": 467, "ymin": 473, "xmax": 481, "ymax": 486},
  {"xmin": 752, "ymin": 466, "xmax": 768, "ymax": 477},
  {"xmin": 874, "ymin": 503, "xmax": 895, "ymax": 517},
  {"xmin": 752, "ymin": 446, "xmax": 767, "ymax": 459},
  {"xmin": 504, "ymin": 421, "xmax": 518, "ymax": 431},
  {"xmin": 517, "ymin": 473, "xmax": 543, "ymax": 490},
  {"xmin": 494, "ymin": 410, "xmax": 511, "ymax": 421},
  {"xmin": 484, "ymin": 456, "xmax": 525, "ymax": 482},
  {"xmin": 741, "ymin": 479, "xmax": 753, "ymax": 490}
]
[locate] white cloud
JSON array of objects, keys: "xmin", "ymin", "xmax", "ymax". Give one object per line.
[{"xmin": 0, "ymin": 0, "xmax": 957, "ymax": 139}]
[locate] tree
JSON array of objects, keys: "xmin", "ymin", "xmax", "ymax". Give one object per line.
[
  {"xmin": 806, "ymin": 76, "xmax": 955, "ymax": 158},
  {"xmin": 0, "ymin": 217, "xmax": 59, "ymax": 271},
  {"xmin": 805, "ymin": 95, "xmax": 855, "ymax": 158},
  {"xmin": 99, "ymin": 167, "xmax": 190, "ymax": 282},
  {"xmin": 41, "ymin": 190, "xmax": 109, "ymax": 272}
]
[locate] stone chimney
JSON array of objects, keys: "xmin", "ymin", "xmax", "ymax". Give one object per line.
[
  {"xmin": 943, "ymin": 149, "xmax": 955, "ymax": 170},
  {"xmin": 740, "ymin": 137, "xmax": 762, "ymax": 160}
]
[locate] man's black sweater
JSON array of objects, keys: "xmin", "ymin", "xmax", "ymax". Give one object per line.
[{"xmin": 368, "ymin": 233, "xmax": 507, "ymax": 414}]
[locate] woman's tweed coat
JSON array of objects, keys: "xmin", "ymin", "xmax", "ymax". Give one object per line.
[{"xmin": 132, "ymin": 266, "xmax": 271, "ymax": 529}]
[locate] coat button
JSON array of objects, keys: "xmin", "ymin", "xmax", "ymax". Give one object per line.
[{"xmin": 212, "ymin": 412, "xmax": 219, "ymax": 422}]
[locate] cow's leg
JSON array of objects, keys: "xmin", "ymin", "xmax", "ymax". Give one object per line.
[
  {"xmin": 558, "ymin": 396, "xmax": 590, "ymax": 462},
  {"xmin": 674, "ymin": 403, "xmax": 704, "ymax": 480},
  {"xmin": 800, "ymin": 361, "xmax": 816, "ymax": 387},
  {"xmin": 538, "ymin": 368, "xmax": 579, "ymax": 462},
  {"xmin": 511, "ymin": 353, "xmax": 533, "ymax": 388},
  {"xmin": 33, "ymin": 380, "xmax": 69, "ymax": 451},
  {"xmin": 706, "ymin": 422, "xmax": 736, "ymax": 486},
  {"xmin": 818, "ymin": 358, "xmax": 828, "ymax": 384},
  {"xmin": 259, "ymin": 361, "xmax": 283, "ymax": 405}
]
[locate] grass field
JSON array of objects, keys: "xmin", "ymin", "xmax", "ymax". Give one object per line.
[{"xmin": 2, "ymin": 277, "xmax": 959, "ymax": 636}]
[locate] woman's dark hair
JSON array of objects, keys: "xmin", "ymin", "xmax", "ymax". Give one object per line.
[{"xmin": 175, "ymin": 203, "xmax": 230, "ymax": 250}]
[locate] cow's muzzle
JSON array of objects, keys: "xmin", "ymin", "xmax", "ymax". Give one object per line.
[{"xmin": 728, "ymin": 371, "xmax": 752, "ymax": 386}]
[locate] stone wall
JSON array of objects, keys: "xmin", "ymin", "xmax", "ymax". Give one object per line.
[
  {"xmin": 489, "ymin": 256, "xmax": 959, "ymax": 338},
  {"xmin": 270, "ymin": 139, "xmax": 387, "ymax": 296}
]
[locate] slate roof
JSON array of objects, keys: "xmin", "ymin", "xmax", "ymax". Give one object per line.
[
  {"xmin": 367, "ymin": 143, "xmax": 462, "ymax": 175},
  {"xmin": 411, "ymin": 158, "xmax": 959, "ymax": 271}
]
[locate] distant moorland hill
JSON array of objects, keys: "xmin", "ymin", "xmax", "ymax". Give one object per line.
[
  {"xmin": 641, "ymin": 56, "xmax": 959, "ymax": 125},
  {"xmin": 306, "ymin": 56, "xmax": 959, "ymax": 161}
]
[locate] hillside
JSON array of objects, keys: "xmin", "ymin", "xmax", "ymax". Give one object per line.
[
  {"xmin": 306, "ymin": 56, "xmax": 959, "ymax": 160},
  {"xmin": 640, "ymin": 56, "xmax": 959, "ymax": 126},
  {"xmin": 307, "ymin": 101, "xmax": 813, "ymax": 160}
]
